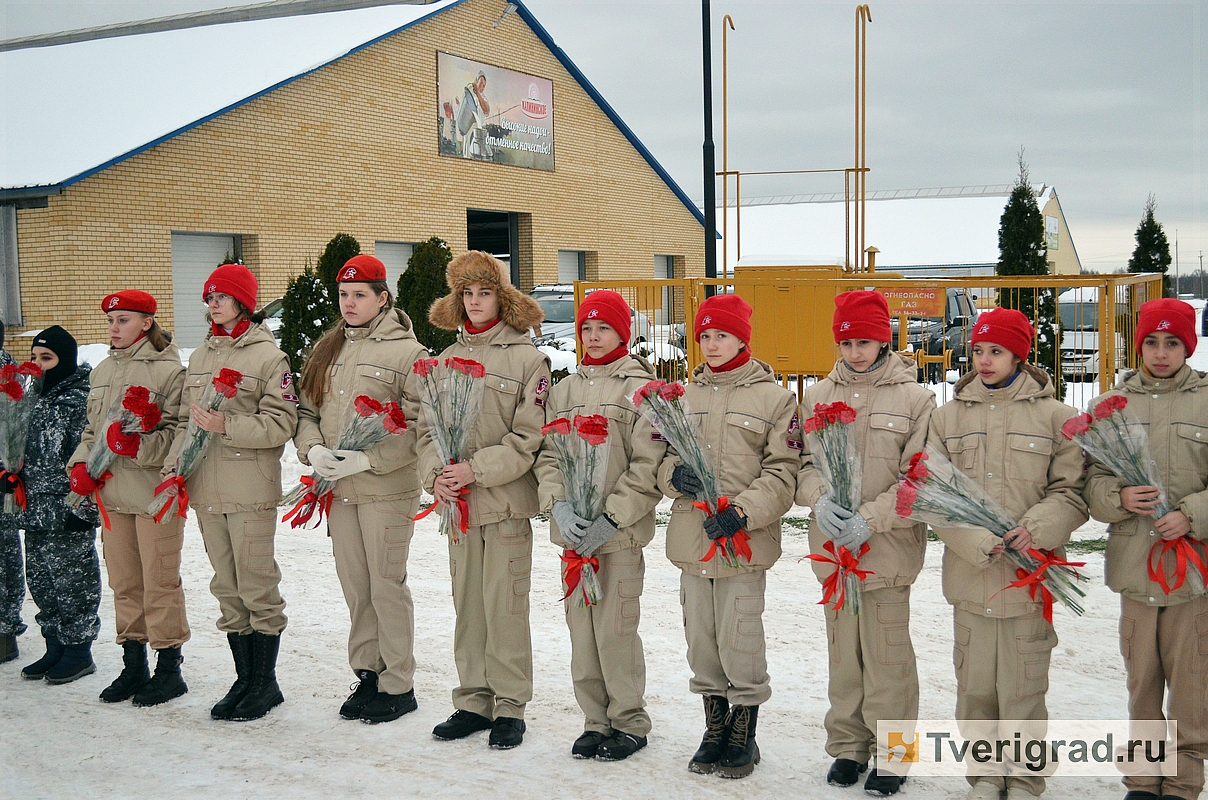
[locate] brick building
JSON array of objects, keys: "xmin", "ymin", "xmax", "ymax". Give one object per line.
[{"xmin": 0, "ymin": 0, "xmax": 704, "ymax": 348}]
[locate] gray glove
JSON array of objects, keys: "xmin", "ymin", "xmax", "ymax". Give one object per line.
[
  {"xmin": 813, "ymin": 494, "xmax": 853, "ymax": 540},
  {"xmin": 670, "ymin": 463, "xmax": 704, "ymax": 498},
  {"xmin": 552, "ymin": 501, "xmax": 590, "ymax": 547},
  {"xmin": 832, "ymin": 511, "xmax": 872, "ymax": 552},
  {"xmin": 574, "ymin": 515, "xmax": 618, "ymax": 556}
]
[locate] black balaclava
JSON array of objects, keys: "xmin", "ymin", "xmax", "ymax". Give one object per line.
[{"xmin": 32, "ymin": 325, "xmax": 78, "ymax": 392}]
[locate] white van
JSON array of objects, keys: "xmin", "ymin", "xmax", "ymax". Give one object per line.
[{"xmin": 1058, "ymin": 287, "xmax": 1126, "ymax": 382}]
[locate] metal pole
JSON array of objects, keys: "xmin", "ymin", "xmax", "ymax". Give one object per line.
[
  {"xmin": 702, "ymin": 0, "xmax": 717, "ymax": 296},
  {"xmin": 722, "ymin": 14, "xmax": 734, "ymax": 281}
]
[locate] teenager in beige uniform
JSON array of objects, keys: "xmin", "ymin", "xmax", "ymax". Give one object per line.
[
  {"xmin": 164, "ymin": 264, "xmax": 297, "ymax": 721},
  {"xmin": 534, "ymin": 290, "xmax": 665, "ymax": 762},
  {"xmin": 656, "ymin": 294, "xmax": 797, "ymax": 779},
  {"xmin": 927, "ymin": 308, "xmax": 1088, "ymax": 800},
  {"xmin": 796, "ymin": 291, "xmax": 934, "ymax": 797},
  {"xmin": 1084, "ymin": 299, "xmax": 1207, "ymax": 800},
  {"xmin": 421, "ymin": 250, "xmax": 549, "ymax": 750},
  {"xmin": 67, "ymin": 290, "xmax": 190, "ymax": 707},
  {"xmin": 295, "ymin": 255, "xmax": 427, "ymax": 725}
]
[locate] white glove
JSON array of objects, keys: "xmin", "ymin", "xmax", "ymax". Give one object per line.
[
  {"xmin": 308, "ymin": 446, "xmax": 340, "ymax": 477},
  {"xmin": 813, "ymin": 494, "xmax": 853, "ymax": 540},
  {"xmin": 832, "ymin": 511, "xmax": 872, "ymax": 552},
  {"xmin": 321, "ymin": 450, "xmax": 372, "ymax": 481}
]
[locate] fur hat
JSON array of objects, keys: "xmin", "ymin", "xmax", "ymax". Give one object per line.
[
  {"xmin": 1135, "ymin": 298, "xmax": 1197, "ymax": 357},
  {"xmin": 428, "ymin": 250, "xmax": 544, "ymax": 333}
]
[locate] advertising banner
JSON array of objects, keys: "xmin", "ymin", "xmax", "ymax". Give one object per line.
[{"xmin": 438, "ymin": 52, "xmax": 554, "ymax": 171}]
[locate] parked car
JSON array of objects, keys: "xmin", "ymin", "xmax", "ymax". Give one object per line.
[
  {"xmin": 888, "ymin": 287, "xmax": 979, "ymax": 382},
  {"xmin": 260, "ymin": 296, "xmax": 285, "ymax": 339},
  {"xmin": 529, "ymin": 284, "xmax": 652, "ymax": 347},
  {"xmin": 1059, "ymin": 287, "xmax": 1126, "ymax": 382}
]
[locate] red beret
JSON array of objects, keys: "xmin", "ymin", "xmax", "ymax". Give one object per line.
[
  {"xmin": 695, "ymin": 294, "xmax": 753, "ymax": 344},
  {"xmin": 971, "ymin": 308, "xmax": 1034, "ymax": 361},
  {"xmin": 1135, "ymin": 298, "xmax": 1197, "ymax": 357},
  {"xmin": 577, "ymin": 290, "xmax": 632, "ymax": 345},
  {"xmin": 338, "ymin": 255, "xmax": 387, "ymax": 283},
  {"xmin": 833, "ymin": 290, "xmax": 892, "ymax": 343},
  {"xmin": 102, "ymin": 290, "xmax": 157, "ymax": 315},
  {"xmin": 203, "ymin": 264, "xmax": 258, "ymax": 312}
]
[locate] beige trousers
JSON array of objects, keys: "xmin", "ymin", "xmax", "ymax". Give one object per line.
[
  {"xmin": 953, "ymin": 607, "xmax": 1056, "ymax": 796},
  {"xmin": 328, "ymin": 496, "xmax": 418, "ymax": 695},
  {"xmin": 565, "ymin": 546, "xmax": 650, "ymax": 737},
  {"xmin": 196, "ymin": 509, "xmax": 286, "ymax": 636},
  {"xmin": 100, "ymin": 512, "xmax": 190, "ymax": 649},
  {"xmin": 824, "ymin": 584, "xmax": 919, "ymax": 763},
  {"xmin": 1119, "ymin": 594, "xmax": 1208, "ymax": 800},
  {"xmin": 680, "ymin": 569, "xmax": 771, "ymax": 707},
  {"xmin": 448, "ymin": 518, "xmax": 533, "ymax": 719}
]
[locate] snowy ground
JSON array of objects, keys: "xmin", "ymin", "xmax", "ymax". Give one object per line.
[{"xmin": 4, "ymin": 317, "xmax": 1205, "ymax": 799}]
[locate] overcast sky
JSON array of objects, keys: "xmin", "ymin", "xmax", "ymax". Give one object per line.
[{"xmin": 2, "ymin": 0, "xmax": 1204, "ymax": 274}]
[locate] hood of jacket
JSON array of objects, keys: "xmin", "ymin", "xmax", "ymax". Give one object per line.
[
  {"xmin": 953, "ymin": 361, "xmax": 1055, "ymax": 404},
  {"xmin": 690, "ymin": 354, "xmax": 778, "ymax": 388},
  {"xmin": 200, "ymin": 319, "xmax": 279, "ymax": 353},
  {"xmin": 108, "ymin": 334, "xmax": 183, "ymax": 367},
  {"xmin": 1115, "ymin": 363, "xmax": 1206, "ymax": 396},
  {"xmin": 825, "ymin": 350, "xmax": 919, "ymax": 388}
]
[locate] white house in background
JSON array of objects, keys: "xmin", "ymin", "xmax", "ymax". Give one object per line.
[{"xmin": 719, "ymin": 185, "xmax": 1083, "ymax": 277}]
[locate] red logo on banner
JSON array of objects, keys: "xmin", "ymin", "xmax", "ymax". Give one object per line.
[{"xmin": 521, "ymin": 83, "xmax": 547, "ymax": 118}]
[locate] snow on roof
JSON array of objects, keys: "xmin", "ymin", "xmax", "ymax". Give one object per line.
[
  {"xmin": 720, "ymin": 193, "xmax": 1012, "ymax": 270},
  {"xmin": 1, "ymin": 1, "xmax": 462, "ymax": 190}
]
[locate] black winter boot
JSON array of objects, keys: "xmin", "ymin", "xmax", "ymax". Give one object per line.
[
  {"xmin": 339, "ymin": 670, "xmax": 378, "ymax": 720},
  {"xmin": 44, "ymin": 642, "xmax": 96, "ymax": 684},
  {"xmin": 99, "ymin": 640, "xmax": 150, "ymax": 702},
  {"xmin": 688, "ymin": 695, "xmax": 730, "ymax": 774},
  {"xmin": 211, "ymin": 633, "xmax": 254, "ymax": 720},
  {"xmin": 21, "ymin": 635, "xmax": 63, "ymax": 679},
  {"xmin": 132, "ymin": 647, "xmax": 188, "ymax": 707},
  {"xmin": 229, "ymin": 631, "xmax": 283, "ymax": 721},
  {"xmin": 716, "ymin": 704, "xmax": 760, "ymax": 779},
  {"xmin": 1, "ymin": 634, "xmax": 17, "ymax": 664}
]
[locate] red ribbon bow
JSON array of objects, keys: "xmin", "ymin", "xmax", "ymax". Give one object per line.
[
  {"xmin": 559, "ymin": 549, "xmax": 601, "ymax": 604},
  {"xmin": 1007, "ymin": 548, "xmax": 1087, "ymax": 624},
  {"xmin": 1147, "ymin": 536, "xmax": 1208, "ymax": 595},
  {"xmin": 692, "ymin": 495, "xmax": 753, "ymax": 565},
  {"xmin": 805, "ymin": 540, "xmax": 873, "ymax": 610},
  {"xmin": 413, "ymin": 487, "xmax": 471, "ymax": 535},
  {"xmin": 151, "ymin": 475, "xmax": 190, "ymax": 524},
  {"xmin": 0, "ymin": 469, "xmax": 27, "ymax": 512},
  {"xmin": 281, "ymin": 474, "xmax": 332, "ymax": 529},
  {"xmin": 92, "ymin": 470, "xmax": 114, "ymax": 530}
]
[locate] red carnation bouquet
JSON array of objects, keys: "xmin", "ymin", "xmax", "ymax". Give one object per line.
[
  {"xmin": 1064, "ymin": 396, "xmax": 1205, "ymax": 596},
  {"xmin": 895, "ymin": 446, "xmax": 1088, "ymax": 621},
  {"xmin": 631, "ymin": 379, "xmax": 750, "ymax": 567},
  {"xmin": 281, "ymin": 395, "xmax": 407, "ymax": 528},
  {"xmin": 149, "ymin": 368, "xmax": 242, "ymax": 522},
  {"xmin": 68, "ymin": 385, "xmax": 162, "ymax": 527},
  {"xmin": 543, "ymin": 414, "xmax": 611, "ymax": 606},
  {"xmin": 801, "ymin": 401, "xmax": 869, "ymax": 614},
  {"xmin": 0, "ymin": 362, "xmax": 44, "ymax": 514},
  {"xmin": 412, "ymin": 357, "xmax": 486, "ymax": 544}
]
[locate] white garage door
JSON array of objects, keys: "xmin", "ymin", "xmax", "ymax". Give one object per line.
[
  {"xmin": 172, "ymin": 232, "xmax": 237, "ymax": 349},
  {"xmin": 558, "ymin": 249, "xmax": 584, "ymax": 283},
  {"xmin": 375, "ymin": 241, "xmax": 414, "ymax": 297}
]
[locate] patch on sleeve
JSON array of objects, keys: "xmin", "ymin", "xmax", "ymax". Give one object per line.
[
  {"xmin": 788, "ymin": 437, "xmax": 804, "ymax": 451},
  {"xmin": 281, "ymin": 371, "xmax": 299, "ymax": 402},
  {"xmin": 788, "ymin": 411, "xmax": 800, "ymax": 433},
  {"xmin": 534, "ymin": 376, "xmax": 549, "ymax": 407},
  {"xmin": 650, "ymin": 429, "xmax": 668, "ymax": 442}
]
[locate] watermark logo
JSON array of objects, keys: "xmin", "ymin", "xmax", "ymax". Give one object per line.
[{"xmin": 876, "ymin": 720, "xmax": 1176, "ymax": 778}]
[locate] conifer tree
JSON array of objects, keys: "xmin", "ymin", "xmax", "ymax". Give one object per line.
[
  {"xmin": 1127, "ymin": 194, "xmax": 1172, "ymax": 296},
  {"xmin": 996, "ymin": 151, "xmax": 1062, "ymax": 398},
  {"xmin": 317, "ymin": 233, "xmax": 361, "ymax": 295},
  {"xmin": 397, "ymin": 236, "xmax": 457, "ymax": 354},
  {"xmin": 279, "ymin": 259, "xmax": 335, "ymax": 378}
]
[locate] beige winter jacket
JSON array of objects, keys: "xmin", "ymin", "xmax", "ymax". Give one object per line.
[
  {"xmin": 928, "ymin": 364, "xmax": 1088, "ymax": 618},
  {"xmin": 295, "ymin": 309, "xmax": 427, "ymax": 504},
  {"xmin": 165, "ymin": 322, "xmax": 297, "ymax": 514},
  {"xmin": 534, "ymin": 354, "xmax": 666, "ymax": 554},
  {"xmin": 656, "ymin": 357, "xmax": 799, "ymax": 577},
  {"xmin": 70, "ymin": 337, "xmax": 186, "ymax": 515},
  {"xmin": 796, "ymin": 352, "xmax": 936, "ymax": 590},
  {"xmin": 1084, "ymin": 365, "xmax": 1208, "ymax": 606},
  {"xmin": 417, "ymin": 321, "xmax": 552, "ymax": 526}
]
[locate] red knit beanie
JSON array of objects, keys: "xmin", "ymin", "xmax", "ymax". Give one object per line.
[
  {"xmin": 971, "ymin": 308, "xmax": 1034, "ymax": 361},
  {"xmin": 695, "ymin": 294, "xmax": 753, "ymax": 344},
  {"xmin": 1135, "ymin": 298, "xmax": 1197, "ymax": 356},
  {"xmin": 576, "ymin": 289, "xmax": 632, "ymax": 344},
  {"xmin": 337, "ymin": 254, "xmax": 387, "ymax": 283},
  {"xmin": 203, "ymin": 264, "xmax": 258, "ymax": 312},
  {"xmin": 102, "ymin": 290, "xmax": 156, "ymax": 315},
  {"xmin": 832, "ymin": 290, "xmax": 892, "ymax": 343}
]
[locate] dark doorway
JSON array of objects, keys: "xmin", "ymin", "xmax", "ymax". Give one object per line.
[{"xmin": 466, "ymin": 208, "xmax": 519, "ymax": 286}]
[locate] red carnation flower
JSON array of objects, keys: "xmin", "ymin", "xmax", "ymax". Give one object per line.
[
  {"xmin": 906, "ymin": 451, "xmax": 930, "ymax": 482},
  {"xmin": 542, "ymin": 418, "xmax": 573, "ymax": 436},
  {"xmin": 895, "ymin": 482, "xmax": 918, "ymax": 518},
  {"xmin": 0, "ymin": 365, "xmax": 17, "ymax": 382},
  {"xmin": 632, "ymin": 380, "xmax": 666, "ymax": 407},
  {"xmin": 413, "ymin": 358, "xmax": 439, "ymax": 377},
  {"xmin": 657, "ymin": 382, "xmax": 685, "ymax": 401},
  {"xmin": 1092, "ymin": 394, "xmax": 1127, "ymax": 421},
  {"xmin": 1061, "ymin": 412, "xmax": 1093, "ymax": 440},
  {"xmin": 383, "ymin": 402, "xmax": 408, "ymax": 434},
  {"xmin": 446, "ymin": 357, "xmax": 486, "ymax": 379},
  {"xmin": 139, "ymin": 405, "xmax": 163, "ymax": 432},
  {"xmin": 801, "ymin": 416, "xmax": 820, "ymax": 434},
  {"xmin": 16, "ymin": 362, "xmax": 43, "ymax": 379},
  {"xmin": 354, "ymin": 395, "xmax": 385, "ymax": 416},
  {"xmin": 124, "ymin": 385, "xmax": 150, "ymax": 404},
  {"xmin": 213, "ymin": 368, "xmax": 243, "ymax": 399},
  {"xmin": 1, "ymin": 381, "xmax": 23, "ymax": 401},
  {"xmin": 573, "ymin": 414, "xmax": 609, "ymax": 446}
]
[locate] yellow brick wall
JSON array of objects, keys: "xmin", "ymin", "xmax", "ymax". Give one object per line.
[{"xmin": 13, "ymin": 0, "xmax": 704, "ymax": 347}]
